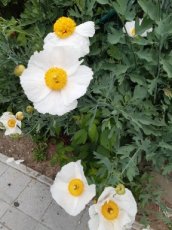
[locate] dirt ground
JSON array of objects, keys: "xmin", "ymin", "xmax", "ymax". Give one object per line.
[
  {"xmin": 0, "ymin": 131, "xmax": 171, "ymax": 229},
  {"xmin": 0, "ymin": 132, "xmax": 60, "ymax": 179}
]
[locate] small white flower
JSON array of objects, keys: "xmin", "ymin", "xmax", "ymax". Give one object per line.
[
  {"xmin": 44, "ymin": 17, "xmax": 95, "ymax": 57},
  {"xmin": 0, "ymin": 112, "xmax": 22, "ymax": 136},
  {"xmin": 50, "ymin": 160, "xmax": 96, "ymax": 216},
  {"xmin": 20, "ymin": 46, "xmax": 93, "ymax": 116},
  {"xmin": 124, "ymin": 19, "xmax": 152, "ymax": 37},
  {"xmin": 88, "ymin": 187, "xmax": 137, "ymax": 230}
]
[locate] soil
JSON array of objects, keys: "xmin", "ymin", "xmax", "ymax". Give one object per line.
[
  {"xmin": 0, "ymin": 132, "xmax": 60, "ymax": 179},
  {"xmin": 0, "ymin": 131, "xmax": 171, "ymax": 229}
]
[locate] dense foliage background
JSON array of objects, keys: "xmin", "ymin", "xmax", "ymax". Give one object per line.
[{"xmin": 0, "ymin": 0, "xmax": 172, "ymax": 227}]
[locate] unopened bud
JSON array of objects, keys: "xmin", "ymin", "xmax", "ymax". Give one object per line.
[
  {"xmin": 16, "ymin": 111, "xmax": 24, "ymax": 121},
  {"xmin": 115, "ymin": 184, "xmax": 125, "ymax": 195},
  {"xmin": 163, "ymin": 88, "xmax": 172, "ymax": 99},
  {"xmin": 26, "ymin": 105, "xmax": 34, "ymax": 113},
  {"xmin": 14, "ymin": 64, "xmax": 25, "ymax": 77}
]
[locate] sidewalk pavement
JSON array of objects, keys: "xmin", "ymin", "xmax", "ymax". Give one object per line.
[{"xmin": 0, "ymin": 153, "xmax": 143, "ymax": 230}]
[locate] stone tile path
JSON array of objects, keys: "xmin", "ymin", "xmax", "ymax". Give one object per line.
[{"xmin": 0, "ymin": 153, "xmax": 143, "ymax": 230}]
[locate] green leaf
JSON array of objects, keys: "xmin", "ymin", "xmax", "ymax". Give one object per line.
[
  {"xmin": 112, "ymin": 0, "xmax": 135, "ymax": 20},
  {"xmin": 156, "ymin": 14, "xmax": 172, "ymax": 37},
  {"xmin": 136, "ymin": 49, "xmax": 157, "ymax": 64},
  {"xmin": 130, "ymin": 74, "xmax": 146, "ymax": 86},
  {"xmin": 138, "ymin": 0, "xmax": 160, "ymax": 21},
  {"xmin": 72, "ymin": 129, "xmax": 87, "ymax": 145},
  {"xmin": 88, "ymin": 123, "xmax": 99, "ymax": 143},
  {"xmin": 159, "ymin": 141, "xmax": 172, "ymax": 151},
  {"xmin": 133, "ymin": 85, "xmax": 147, "ymax": 99},
  {"xmin": 96, "ymin": 0, "xmax": 109, "ymax": 4},
  {"xmin": 160, "ymin": 54, "xmax": 172, "ymax": 78},
  {"xmin": 107, "ymin": 28, "xmax": 123, "ymax": 45}
]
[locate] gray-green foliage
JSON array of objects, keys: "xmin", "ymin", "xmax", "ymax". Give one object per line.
[{"xmin": 0, "ymin": 0, "xmax": 172, "ymax": 225}]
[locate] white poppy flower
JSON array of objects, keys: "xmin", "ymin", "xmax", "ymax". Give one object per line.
[
  {"xmin": 124, "ymin": 19, "xmax": 152, "ymax": 37},
  {"xmin": 20, "ymin": 46, "xmax": 93, "ymax": 115},
  {"xmin": 50, "ymin": 160, "xmax": 96, "ymax": 216},
  {"xmin": 44, "ymin": 17, "xmax": 95, "ymax": 57},
  {"xmin": 0, "ymin": 112, "xmax": 22, "ymax": 136},
  {"xmin": 88, "ymin": 186, "xmax": 137, "ymax": 230}
]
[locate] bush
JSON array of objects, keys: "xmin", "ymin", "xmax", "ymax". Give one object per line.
[{"xmin": 0, "ymin": 0, "xmax": 172, "ymax": 226}]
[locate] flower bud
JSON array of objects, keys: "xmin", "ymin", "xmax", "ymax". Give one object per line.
[
  {"xmin": 26, "ymin": 105, "xmax": 34, "ymax": 113},
  {"xmin": 115, "ymin": 184, "xmax": 126, "ymax": 195},
  {"xmin": 14, "ymin": 64, "xmax": 25, "ymax": 77},
  {"xmin": 163, "ymin": 88, "xmax": 172, "ymax": 99},
  {"xmin": 16, "ymin": 111, "xmax": 24, "ymax": 121}
]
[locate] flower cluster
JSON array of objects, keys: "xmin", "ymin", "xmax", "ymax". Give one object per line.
[
  {"xmin": 51, "ymin": 161, "xmax": 137, "ymax": 230},
  {"xmin": 20, "ymin": 17, "xmax": 95, "ymax": 116}
]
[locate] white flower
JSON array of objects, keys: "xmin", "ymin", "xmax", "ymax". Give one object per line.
[
  {"xmin": 44, "ymin": 17, "xmax": 95, "ymax": 57},
  {"xmin": 0, "ymin": 112, "xmax": 22, "ymax": 136},
  {"xmin": 88, "ymin": 187, "xmax": 137, "ymax": 230},
  {"xmin": 124, "ymin": 19, "xmax": 152, "ymax": 37},
  {"xmin": 50, "ymin": 160, "xmax": 96, "ymax": 216},
  {"xmin": 20, "ymin": 46, "xmax": 93, "ymax": 115}
]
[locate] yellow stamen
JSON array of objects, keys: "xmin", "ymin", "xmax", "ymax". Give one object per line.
[
  {"xmin": 68, "ymin": 178, "xmax": 84, "ymax": 197},
  {"xmin": 53, "ymin": 17, "xmax": 76, "ymax": 39},
  {"xmin": 101, "ymin": 200, "xmax": 119, "ymax": 220},
  {"xmin": 130, "ymin": 27, "xmax": 136, "ymax": 37},
  {"xmin": 7, "ymin": 118, "xmax": 16, "ymax": 128},
  {"xmin": 45, "ymin": 67, "xmax": 67, "ymax": 91}
]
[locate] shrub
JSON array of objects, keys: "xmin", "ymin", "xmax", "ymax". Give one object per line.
[{"xmin": 0, "ymin": 0, "xmax": 172, "ymax": 226}]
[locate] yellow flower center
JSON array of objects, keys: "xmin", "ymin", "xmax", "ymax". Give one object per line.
[
  {"xmin": 7, "ymin": 118, "xmax": 16, "ymax": 128},
  {"xmin": 101, "ymin": 200, "xmax": 119, "ymax": 220},
  {"xmin": 130, "ymin": 27, "xmax": 136, "ymax": 36},
  {"xmin": 53, "ymin": 17, "xmax": 76, "ymax": 39},
  {"xmin": 68, "ymin": 178, "xmax": 84, "ymax": 197},
  {"xmin": 45, "ymin": 67, "xmax": 67, "ymax": 91}
]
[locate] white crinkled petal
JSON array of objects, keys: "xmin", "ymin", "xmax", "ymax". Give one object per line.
[
  {"xmin": 61, "ymin": 65, "xmax": 93, "ymax": 105},
  {"xmin": 0, "ymin": 113, "xmax": 14, "ymax": 126},
  {"xmin": 5, "ymin": 127, "xmax": 22, "ymax": 136},
  {"xmin": 44, "ymin": 33, "xmax": 90, "ymax": 57},
  {"xmin": 98, "ymin": 217, "xmax": 115, "ymax": 230},
  {"xmin": 16, "ymin": 120, "xmax": 21, "ymax": 128},
  {"xmin": 117, "ymin": 210, "xmax": 133, "ymax": 229},
  {"xmin": 46, "ymin": 46, "xmax": 82, "ymax": 76},
  {"xmin": 50, "ymin": 179, "xmax": 79, "ymax": 216},
  {"xmin": 113, "ymin": 188, "xmax": 137, "ymax": 220},
  {"xmin": 28, "ymin": 47, "xmax": 81, "ymax": 75},
  {"xmin": 20, "ymin": 66, "xmax": 51, "ymax": 103},
  {"xmin": 33, "ymin": 91, "xmax": 77, "ymax": 115},
  {"xmin": 77, "ymin": 184, "xmax": 96, "ymax": 210},
  {"xmin": 55, "ymin": 160, "xmax": 86, "ymax": 184},
  {"xmin": 141, "ymin": 28, "xmax": 153, "ymax": 37},
  {"xmin": 75, "ymin": 21, "xmax": 95, "ymax": 37},
  {"xmin": 88, "ymin": 215, "xmax": 99, "ymax": 230},
  {"xmin": 124, "ymin": 21, "xmax": 135, "ymax": 37},
  {"xmin": 28, "ymin": 51, "xmax": 52, "ymax": 71},
  {"xmin": 97, "ymin": 187, "xmax": 114, "ymax": 203}
]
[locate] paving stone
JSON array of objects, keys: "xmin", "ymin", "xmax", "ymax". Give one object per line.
[
  {"xmin": 0, "ymin": 200, "xmax": 10, "ymax": 218},
  {"xmin": 0, "ymin": 167, "xmax": 31, "ymax": 204},
  {"xmin": 17, "ymin": 180, "xmax": 52, "ymax": 221},
  {"xmin": 0, "ymin": 162, "xmax": 8, "ymax": 176},
  {"xmin": 41, "ymin": 201, "xmax": 79, "ymax": 230},
  {"xmin": 0, "ymin": 223, "xmax": 10, "ymax": 230},
  {"xmin": 0, "ymin": 207, "xmax": 38, "ymax": 230},
  {"xmin": 75, "ymin": 208, "xmax": 89, "ymax": 230},
  {"xmin": 34, "ymin": 223, "xmax": 51, "ymax": 230}
]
